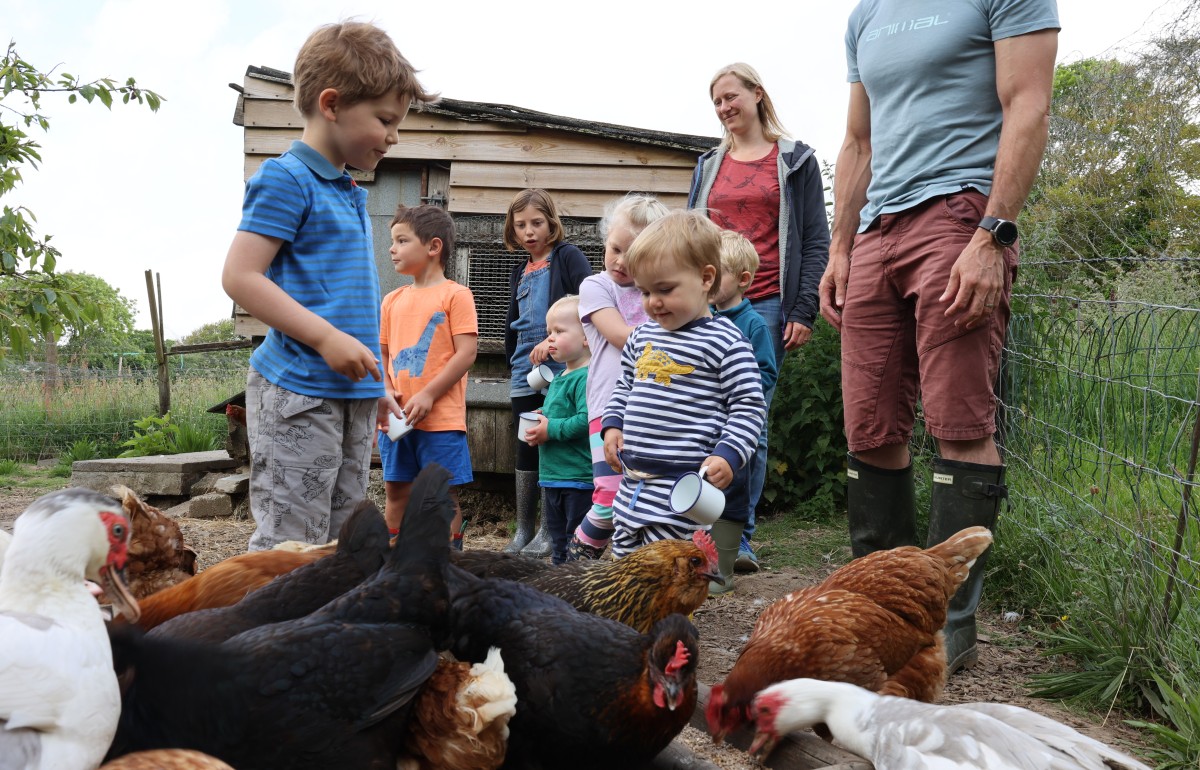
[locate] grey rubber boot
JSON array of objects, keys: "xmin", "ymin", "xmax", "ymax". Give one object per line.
[
  {"xmin": 519, "ymin": 489, "xmax": 553, "ymax": 558},
  {"xmin": 707, "ymin": 519, "xmax": 744, "ymax": 595},
  {"xmin": 504, "ymin": 470, "xmax": 540, "ymax": 553},
  {"xmin": 846, "ymin": 454, "xmax": 918, "ymax": 558},
  {"xmin": 926, "ymin": 456, "xmax": 1006, "ymax": 675}
]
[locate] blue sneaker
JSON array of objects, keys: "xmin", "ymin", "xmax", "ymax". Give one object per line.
[{"xmin": 735, "ymin": 535, "xmax": 759, "ymax": 573}]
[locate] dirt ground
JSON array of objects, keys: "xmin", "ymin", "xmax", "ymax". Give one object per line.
[{"xmin": 0, "ymin": 477, "xmax": 1159, "ymax": 769}]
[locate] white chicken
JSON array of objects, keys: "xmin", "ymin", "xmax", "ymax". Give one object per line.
[
  {"xmin": 749, "ymin": 678, "xmax": 1153, "ymax": 770},
  {"xmin": 0, "ymin": 487, "xmax": 141, "ymax": 770}
]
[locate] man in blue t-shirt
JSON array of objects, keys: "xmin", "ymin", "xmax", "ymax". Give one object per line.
[
  {"xmin": 819, "ymin": 0, "xmax": 1060, "ymax": 674},
  {"xmin": 222, "ymin": 22, "xmax": 436, "ymax": 551}
]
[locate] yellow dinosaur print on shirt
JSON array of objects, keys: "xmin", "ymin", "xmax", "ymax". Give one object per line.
[{"xmin": 635, "ymin": 343, "xmax": 695, "ymax": 386}]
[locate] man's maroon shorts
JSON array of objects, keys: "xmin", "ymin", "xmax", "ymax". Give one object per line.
[{"xmin": 840, "ymin": 190, "xmax": 1017, "ymax": 452}]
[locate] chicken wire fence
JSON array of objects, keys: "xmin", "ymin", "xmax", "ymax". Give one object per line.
[{"xmin": 455, "ymin": 215, "xmax": 605, "ymax": 344}]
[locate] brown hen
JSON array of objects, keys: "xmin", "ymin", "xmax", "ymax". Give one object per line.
[
  {"xmin": 100, "ymin": 749, "xmax": 235, "ymax": 769},
  {"xmin": 400, "ymin": 648, "xmax": 517, "ymax": 770},
  {"xmin": 450, "ymin": 530, "xmax": 721, "ymax": 633},
  {"xmin": 706, "ymin": 526, "xmax": 993, "ymax": 742},
  {"xmin": 96, "ymin": 485, "xmax": 196, "ymax": 603},
  {"xmin": 130, "ymin": 545, "xmax": 333, "ymax": 631}
]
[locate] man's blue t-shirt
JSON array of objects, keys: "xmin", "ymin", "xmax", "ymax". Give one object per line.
[
  {"xmin": 239, "ymin": 141, "xmax": 384, "ymax": 399},
  {"xmin": 846, "ymin": 0, "xmax": 1060, "ymax": 231}
]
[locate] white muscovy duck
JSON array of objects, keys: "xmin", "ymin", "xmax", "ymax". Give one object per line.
[
  {"xmin": 1, "ymin": 487, "xmax": 141, "ymax": 770},
  {"xmin": 749, "ymin": 677, "xmax": 1153, "ymax": 770}
]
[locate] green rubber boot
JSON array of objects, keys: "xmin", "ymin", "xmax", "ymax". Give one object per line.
[
  {"xmin": 927, "ymin": 456, "xmax": 1006, "ymax": 675},
  {"xmin": 707, "ymin": 519, "xmax": 744, "ymax": 596},
  {"xmin": 846, "ymin": 454, "xmax": 918, "ymax": 558}
]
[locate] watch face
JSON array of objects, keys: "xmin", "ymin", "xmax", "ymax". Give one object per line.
[{"xmin": 995, "ymin": 220, "xmax": 1019, "ymax": 246}]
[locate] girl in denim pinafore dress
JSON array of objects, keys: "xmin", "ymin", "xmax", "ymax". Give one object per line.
[{"xmin": 502, "ymin": 189, "xmax": 593, "ymax": 556}]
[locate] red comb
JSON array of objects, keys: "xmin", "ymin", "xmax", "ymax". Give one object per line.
[
  {"xmin": 693, "ymin": 529, "xmax": 718, "ymax": 565},
  {"xmin": 664, "ymin": 640, "xmax": 690, "ymax": 675}
]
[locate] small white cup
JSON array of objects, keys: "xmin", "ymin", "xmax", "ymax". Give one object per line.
[
  {"xmin": 386, "ymin": 411, "xmax": 413, "ymax": 441},
  {"xmin": 517, "ymin": 411, "xmax": 541, "ymax": 443},
  {"xmin": 526, "ymin": 364, "xmax": 555, "ymax": 392},
  {"xmin": 669, "ymin": 465, "xmax": 725, "ymax": 525}
]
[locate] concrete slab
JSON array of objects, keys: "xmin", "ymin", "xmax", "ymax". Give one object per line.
[
  {"xmin": 72, "ymin": 451, "xmax": 240, "ymax": 474},
  {"xmin": 188, "ymin": 493, "xmax": 233, "ymax": 519},
  {"xmin": 214, "ymin": 474, "xmax": 250, "ymax": 495}
]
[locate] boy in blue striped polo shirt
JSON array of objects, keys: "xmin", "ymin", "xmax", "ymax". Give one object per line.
[
  {"xmin": 222, "ymin": 21, "xmax": 437, "ymax": 550},
  {"xmin": 601, "ymin": 211, "xmax": 766, "ymax": 591}
]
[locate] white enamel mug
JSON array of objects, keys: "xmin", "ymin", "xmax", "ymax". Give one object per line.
[
  {"xmin": 517, "ymin": 411, "xmax": 541, "ymax": 443},
  {"xmin": 669, "ymin": 465, "xmax": 725, "ymax": 525},
  {"xmin": 526, "ymin": 364, "xmax": 555, "ymax": 392},
  {"xmin": 386, "ymin": 411, "xmax": 413, "ymax": 441}
]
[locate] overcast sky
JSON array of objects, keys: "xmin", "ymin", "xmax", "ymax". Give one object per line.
[{"xmin": 3, "ymin": 0, "xmax": 1187, "ymax": 340}]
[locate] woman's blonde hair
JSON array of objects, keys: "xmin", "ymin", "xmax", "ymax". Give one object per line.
[
  {"xmin": 600, "ymin": 193, "xmax": 671, "ymax": 240},
  {"xmin": 709, "ymin": 62, "xmax": 789, "ymax": 150},
  {"xmin": 625, "ymin": 211, "xmax": 723, "ymax": 299},
  {"xmin": 503, "ymin": 189, "xmax": 566, "ymax": 252}
]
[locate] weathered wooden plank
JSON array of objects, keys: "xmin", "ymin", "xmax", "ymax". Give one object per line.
[
  {"xmin": 450, "ymin": 186, "xmax": 688, "ymax": 217},
  {"xmin": 244, "ymin": 127, "xmax": 700, "ymax": 167},
  {"xmin": 690, "ymin": 684, "xmax": 874, "ymax": 769},
  {"xmin": 450, "ymin": 161, "xmax": 694, "ymax": 194},
  {"xmin": 651, "ymin": 740, "xmax": 723, "ymax": 770},
  {"xmin": 241, "ymin": 98, "xmax": 529, "ymax": 134},
  {"xmin": 242, "ymin": 75, "xmax": 294, "ymax": 100}
]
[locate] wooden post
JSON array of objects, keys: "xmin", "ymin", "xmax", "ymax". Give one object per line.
[{"xmin": 145, "ymin": 270, "xmax": 170, "ymax": 417}]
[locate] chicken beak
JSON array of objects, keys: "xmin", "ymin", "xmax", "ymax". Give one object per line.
[
  {"xmin": 748, "ymin": 729, "xmax": 777, "ymax": 760},
  {"xmin": 702, "ymin": 564, "xmax": 723, "ymax": 582},
  {"xmin": 100, "ymin": 564, "xmax": 141, "ymax": 623}
]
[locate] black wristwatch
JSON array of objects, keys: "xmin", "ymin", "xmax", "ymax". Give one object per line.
[{"xmin": 978, "ymin": 216, "xmax": 1019, "ymax": 247}]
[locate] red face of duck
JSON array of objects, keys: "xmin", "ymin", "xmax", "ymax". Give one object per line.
[
  {"xmin": 98, "ymin": 510, "xmax": 140, "ymax": 622},
  {"xmin": 748, "ymin": 689, "xmax": 786, "ymax": 759}
]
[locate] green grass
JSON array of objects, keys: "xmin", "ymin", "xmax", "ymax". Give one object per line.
[
  {"xmin": 0, "ymin": 371, "xmax": 239, "ymax": 462},
  {"xmin": 754, "ymin": 490, "xmax": 849, "ymax": 573},
  {"xmin": 0, "ymin": 462, "xmax": 74, "ymax": 493}
]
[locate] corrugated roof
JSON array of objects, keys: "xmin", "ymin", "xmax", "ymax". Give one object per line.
[{"xmin": 237, "ymin": 65, "xmax": 719, "ymax": 154}]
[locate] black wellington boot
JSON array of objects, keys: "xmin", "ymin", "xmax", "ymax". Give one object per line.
[
  {"xmin": 846, "ymin": 454, "xmax": 918, "ymax": 558},
  {"xmin": 926, "ymin": 456, "xmax": 1007, "ymax": 675},
  {"xmin": 504, "ymin": 469, "xmax": 540, "ymax": 553}
]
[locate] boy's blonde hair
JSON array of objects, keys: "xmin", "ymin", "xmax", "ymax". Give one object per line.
[
  {"xmin": 547, "ymin": 294, "xmax": 582, "ymax": 326},
  {"xmin": 293, "ymin": 21, "xmax": 438, "ymax": 117},
  {"xmin": 709, "ymin": 62, "xmax": 788, "ymax": 151},
  {"xmin": 600, "ymin": 193, "xmax": 670, "ymax": 240},
  {"xmin": 503, "ymin": 189, "xmax": 566, "ymax": 252},
  {"xmin": 625, "ymin": 211, "xmax": 723, "ymax": 299},
  {"xmin": 718, "ymin": 229, "xmax": 760, "ymax": 279}
]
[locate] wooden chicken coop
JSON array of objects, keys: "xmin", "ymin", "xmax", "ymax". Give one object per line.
[{"xmin": 230, "ymin": 65, "xmax": 718, "ymax": 476}]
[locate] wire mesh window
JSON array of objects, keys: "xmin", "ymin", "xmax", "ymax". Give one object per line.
[{"xmin": 456, "ymin": 216, "xmax": 605, "ymax": 344}]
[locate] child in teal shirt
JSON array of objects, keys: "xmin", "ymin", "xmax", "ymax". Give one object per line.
[{"xmin": 522, "ymin": 295, "xmax": 593, "ymax": 563}]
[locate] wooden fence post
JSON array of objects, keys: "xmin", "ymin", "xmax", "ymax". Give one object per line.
[{"xmin": 145, "ymin": 270, "xmax": 170, "ymax": 417}]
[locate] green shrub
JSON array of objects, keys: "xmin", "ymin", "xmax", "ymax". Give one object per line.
[
  {"xmin": 0, "ymin": 458, "xmax": 19, "ymax": 476},
  {"xmin": 762, "ymin": 319, "xmax": 846, "ymax": 515}
]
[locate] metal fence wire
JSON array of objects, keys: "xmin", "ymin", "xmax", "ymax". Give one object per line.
[{"xmin": 456, "ymin": 216, "xmax": 605, "ymax": 344}]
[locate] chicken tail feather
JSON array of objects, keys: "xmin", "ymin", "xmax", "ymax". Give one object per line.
[
  {"xmin": 926, "ymin": 525, "xmax": 993, "ymax": 581},
  {"xmin": 385, "ymin": 464, "xmax": 455, "ymax": 573},
  {"xmin": 337, "ymin": 499, "xmax": 391, "ymax": 574}
]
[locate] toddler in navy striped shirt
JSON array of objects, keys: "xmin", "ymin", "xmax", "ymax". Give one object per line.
[{"xmin": 600, "ymin": 211, "xmax": 766, "ymax": 589}]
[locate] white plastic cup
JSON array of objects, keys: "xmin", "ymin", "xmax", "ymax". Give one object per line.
[
  {"xmin": 386, "ymin": 411, "xmax": 413, "ymax": 441},
  {"xmin": 526, "ymin": 364, "xmax": 555, "ymax": 392},
  {"xmin": 669, "ymin": 465, "xmax": 725, "ymax": 525},
  {"xmin": 517, "ymin": 411, "xmax": 541, "ymax": 443}
]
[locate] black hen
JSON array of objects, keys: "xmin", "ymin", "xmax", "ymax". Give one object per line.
[
  {"xmin": 148, "ymin": 499, "xmax": 390, "ymax": 642},
  {"xmin": 446, "ymin": 564, "xmax": 699, "ymax": 770},
  {"xmin": 107, "ymin": 465, "xmax": 456, "ymax": 770}
]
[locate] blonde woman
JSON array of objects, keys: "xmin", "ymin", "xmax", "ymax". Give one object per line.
[{"xmin": 688, "ymin": 62, "xmax": 830, "ymax": 570}]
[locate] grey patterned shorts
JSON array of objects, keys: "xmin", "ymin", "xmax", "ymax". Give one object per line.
[{"xmin": 244, "ymin": 368, "xmax": 377, "ymax": 551}]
